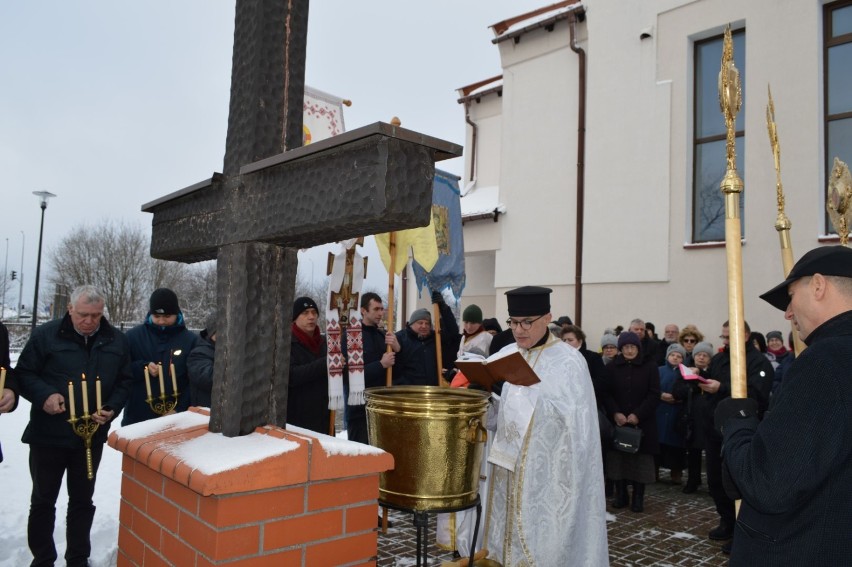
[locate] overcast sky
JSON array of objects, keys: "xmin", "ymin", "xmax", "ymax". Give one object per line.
[{"xmin": 0, "ymin": 1, "xmax": 546, "ymax": 314}]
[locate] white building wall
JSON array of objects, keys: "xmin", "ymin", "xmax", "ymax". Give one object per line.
[{"xmin": 460, "ymin": 0, "xmax": 832, "ymax": 345}]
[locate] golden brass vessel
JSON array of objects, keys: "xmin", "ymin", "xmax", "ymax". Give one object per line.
[{"xmin": 366, "ymin": 386, "xmax": 490, "ymax": 511}]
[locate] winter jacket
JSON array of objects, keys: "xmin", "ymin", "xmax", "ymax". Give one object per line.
[
  {"xmin": 16, "ymin": 314, "xmax": 132, "ymax": 448},
  {"xmin": 393, "ymin": 301, "xmax": 459, "ymax": 386},
  {"xmin": 602, "ymin": 353, "xmax": 661, "ymax": 455},
  {"xmin": 187, "ymin": 330, "xmax": 215, "ymax": 408},
  {"xmin": 287, "ymin": 332, "xmax": 329, "ymax": 434},
  {"xmin": 121, "ymin": 313, "xmax": 198, "ymax": 426},
  {"xmin": 722, "ymin": 310, "xmax": 852, "ymax": 565}
]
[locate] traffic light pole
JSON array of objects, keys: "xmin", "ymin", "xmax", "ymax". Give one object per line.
[{"xmin": 18, "ymin": 231, "xmax": 24, "ymax": 321}]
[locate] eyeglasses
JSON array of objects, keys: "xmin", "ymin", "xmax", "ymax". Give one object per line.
[
  {"xmin": 682, "ymin": 338, "xmax": 697, "ymax": 344},
  {"xmin": 719, "ymin": 335, "xmax": 730, "ymax": 340},
  {"xmin": 505, "ymin": 314, "xmax": 545, "ymax": 330}
]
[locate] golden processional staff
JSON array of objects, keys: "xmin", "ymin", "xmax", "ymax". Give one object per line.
[
  {"xmin": 827, "ymin": 156, "xmax": 852, "ymax": 247},
  {"xmin": 719, "ymin": 25, "xmax": 748, "ymax": 403},
  {"xmin": 765, "ymin": 87, "xmax": 806, "ymax": 356}
]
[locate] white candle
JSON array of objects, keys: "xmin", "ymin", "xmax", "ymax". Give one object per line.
[
  {"xmin": 157, "ymin": 363, "xmax": 165, "ymax": 397},
  {"xmin": 0, "ymin": 367, "xmax": 6, "ymax": 394},
  {"xmin": 67, "ymin": 381, "xmax": 76, "ymax": 418},
  {"xmin": 96, "ymin": 377, "xmax": 102, "ymax": 411},
  {"xmin": 81, "ymin": 374, "xmax": 89, "ymax": 416},
  {"xmin": 170, "ymin": 363, "xmax": 178, "ymax": 393},
  {"xmin": 144, "ymin": 366, "xmax": 152, "ymax": 399}
]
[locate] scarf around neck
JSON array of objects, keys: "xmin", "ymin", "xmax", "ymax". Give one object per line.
[{"xmin": 292, "ymin": 322, "xmax": 322, "ymax": 355}]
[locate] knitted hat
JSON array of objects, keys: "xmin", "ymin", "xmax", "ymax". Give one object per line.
[
  {"xmin": 408, "ymin": 308, "xmax": 431, "ymax": 325},
  {"xmin": 149, "ymin": 288, "xmax": 179, "ymax": 315},
  {"xmin": 600, "ymin": 334, "xmax": 618, "ymax": 349},
  {"xmin": 692, "ymin": 341, "xmax": 714, "ymax": 357},
  {"xmin": 462, "ymin": 304, "xmax": 483, "ymax": 324},
  {"xmin": 766, "ymin": 330, "xmax": 783, "ymax": 341},
  {"xmin": 204, "ymin": 311, "xmax": 217, "ymax": 336},
  {"xmin": 292, "ymin": 297, "xmax": 319, "ymax": 321},
  {"xmin": 666, "ymin": 343, "xmax": 687, "ymax": 359},
  {"xmin": 617, "ymin": 332, "xmax": 641, "ymax": 349},
  {"xmin": 555, "ymin": 315, "xmax": 573, "ymax": 327}
]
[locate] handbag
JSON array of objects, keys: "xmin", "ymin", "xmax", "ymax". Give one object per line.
[{"xmin": 612, "ymin": 425, "xmax": 643, "ymax": 454}]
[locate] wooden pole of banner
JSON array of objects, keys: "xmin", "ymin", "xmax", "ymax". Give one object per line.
[
  {"xmin": 385, "ymin": 232, "xmax": 396, "ymax": 388},
  {"xmin": 433, "ymin": 299, "xmax": 448, "ymax": 387},
  {"xmin": 766, "ymin": 86, "xmax": 806, "ymax": 356}
]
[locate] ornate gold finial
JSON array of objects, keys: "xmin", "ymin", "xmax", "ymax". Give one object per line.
[
  {"xmin": 766, "ymin": 85, "xmax": 791, "ymax": 232},
  {"xmin": 390, "ymin": 116, "xmax": 401, "ymax": 127},
  {"xmin": 719, "ymin": 25, "xmax": 743, "ymax": 196},
  {"xmin": 828, "ymin": 157, "xmax": 852, "ymax": 245}
]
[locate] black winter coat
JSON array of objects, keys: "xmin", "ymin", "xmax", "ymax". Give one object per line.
[
  {"xmin": 703, "ymin": 342, "xmax": 773, "ymax": 435},
  {"xmin": 0, "ymin": 321, "xmax": 17, "ymax": 463},
  {"xmin": 393, "ymin": 302, "xmax": 459, "ymax": 386},
  {"xmin": 722, "ymin": 310, "xmax": 852, "ymax": 565},
  {"xmin": 187, "ymin": 330, "xmax": 215, "ymax": 408},
  {"xmin": 602, "ymin": 354, "xmax": 661, "ymax": 455},
  {"xmin": 287, "ymin": 333, "xmax": 329, "ymax": 434},
  {"xmin": 122, "ymin": 315, "xmax": 199, "ymax": 426},
  {"xmin": 16, "ymin": 314, "xmax": 132, "ymax": 448}
]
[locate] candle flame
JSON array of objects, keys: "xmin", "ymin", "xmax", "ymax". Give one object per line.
[{"xmin": 173, "ymin": 350, "xmax": 183, "ymax": 356}]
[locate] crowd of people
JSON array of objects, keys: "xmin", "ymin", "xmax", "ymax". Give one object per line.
[{"xmin": 1, "ymin": 244, "xmax": 850, "ymax": 565}]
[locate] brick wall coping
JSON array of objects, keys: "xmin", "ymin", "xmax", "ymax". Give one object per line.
[{"xmin": 108, "ymin": 407, "xmax": 394, "ymax": 496}]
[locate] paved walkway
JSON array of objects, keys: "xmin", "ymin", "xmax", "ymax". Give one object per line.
[{"xmin": 376, "ymin": 474, "xmax": 730, "ymax": 566}]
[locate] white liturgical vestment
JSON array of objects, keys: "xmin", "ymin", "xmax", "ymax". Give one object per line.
[{"xmin": 485, "ymin": 336, "xmax": 609, "ymax": 566}]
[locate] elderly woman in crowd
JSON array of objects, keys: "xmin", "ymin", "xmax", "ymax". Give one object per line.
[
  {"xmin": 678, "ymin": 324, "xmax": 704, "ymax": 366},
  {"xmin": 656, "ymin": 343, "xmax": 687, "ymax": 484},
  {"xmin": 600, "ymin": 333, "xmax": 619, "ymax": 365},
  {"xmin": 672, "ymin": 340, "xmax": 715, "ymax": 493},
  {"xmin": 602, "ymin": 332, "xmax": 661, "ymax": 513}
]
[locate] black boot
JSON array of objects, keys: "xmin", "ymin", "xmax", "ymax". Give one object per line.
[
  {"xmin": 631, "ymin": 482, "xmax": 645, "ymax": 512},
  {"xmin": 612, "ymin": 480, "xmax": 629, "ymax": 509}
]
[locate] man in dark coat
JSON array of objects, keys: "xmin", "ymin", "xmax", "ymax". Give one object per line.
[
  {"xmin": 715, "ymin": 246, "xmax": 852, "ymax": 566},
  {"xmin": 16, "ymin": 285, "xmax": 132, "ymax": 567},
  {"xmin": 0, "ymin": 321, "xmax": 18, "ymax": 463},
  {"xmin": 187, "ymin": 311, "xmax": 217, "ymax": 408},
  {"xmin": 345, "ymin": 292, "xmax": 398, "ymax": 444},
  {"xmin": 122, "ymin": 288, "xmax": 198, "ymax": 425},
  {"xmin": 393, "ymin": 291, "xmax": 459, "ymax": 386},
  {"xmin": 288, "ymin": 296, "xmax": 329, "ymax": 434},
  {"xmin": 702, "ymin": 320, "xmax": 773, "ymax": 552}
]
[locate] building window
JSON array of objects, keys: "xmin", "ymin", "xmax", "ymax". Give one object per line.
[
  {"xmin": 825, "ymin": 1, "xmax": 852, "ymax": 235},
  {"xmin": 692, "ymin": 29, "xmax": 746, "ymax": 243}
]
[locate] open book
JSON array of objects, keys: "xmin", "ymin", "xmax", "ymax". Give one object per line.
[
  {"xmin": 455, "ymin": 349, "xmax": 541, "ymax": 390},
  {"xmin": 679, "ymin": 363, "xmax": 710, "ymax": 384}
]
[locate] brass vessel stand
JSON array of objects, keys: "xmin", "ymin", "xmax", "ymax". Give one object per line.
[{"xmin": 380, "ymin": 496, "xmax": 482, "ymax": 567}]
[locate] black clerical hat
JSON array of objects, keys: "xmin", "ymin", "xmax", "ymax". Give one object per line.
[{"xmin": 505, "ymin": 286, "xmax": 552, "ymax": 316}]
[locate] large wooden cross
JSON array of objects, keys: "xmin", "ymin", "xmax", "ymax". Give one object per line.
[{"xmin": 142, "ymin": 0, "xmax": 460, "ymax": 437}]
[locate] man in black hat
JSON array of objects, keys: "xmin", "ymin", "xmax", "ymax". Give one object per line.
[
  {"xmin": 714, "ymin": 246, "xmax": 852, "ymax": 565},
  {"xmin": 484, "ymin": 286, "xmax": 608, "ymax": 565},
  {"xmin": 122, "ymin": 288, "xmax": 198, "ymax": 425},
  {"xmin": 288, "ymin": 296, "xmax": 330, "ymax": 434}
]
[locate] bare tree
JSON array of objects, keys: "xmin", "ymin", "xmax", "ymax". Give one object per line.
[
  {"xmin": 47, "ymin": 220, "xmax": 210, "ymax": 326},
  {"xmin": 172, "ymin": 260, "xmax": 217, "ymax": 328}
]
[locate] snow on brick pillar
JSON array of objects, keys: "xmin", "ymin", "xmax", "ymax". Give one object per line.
[{"xmin": 108, "ymin": 407, "xmax": 394, "ymax": 566}]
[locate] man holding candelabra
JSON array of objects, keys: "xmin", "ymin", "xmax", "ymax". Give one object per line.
[
  {"xmin": 16, "ymin": 284, "xmax": 133, "ymax": 567},
  {"xmin": 0, "ymin": 321, "xmax": 18, "ymax": 463},
  {"xmin": 121, "ymin": 288, "xmax": 198, "ymax": 425}
]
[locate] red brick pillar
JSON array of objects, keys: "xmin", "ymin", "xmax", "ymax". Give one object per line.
[{"xmin": 108, "ymin": 408, "xmax": 393, "ymax": 566}]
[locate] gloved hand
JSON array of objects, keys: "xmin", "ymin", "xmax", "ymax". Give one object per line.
[
  {"xmin": 431, "ymin": 290, "xmax": 443, "ymax": 304},
  {"xmin": 714, "ymin": 397, "xmax": 758, "ymax": 435}
]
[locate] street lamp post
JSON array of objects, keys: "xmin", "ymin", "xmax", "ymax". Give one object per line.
[
  {"xmin": 2, "ymin": 237, "xmax": 7, "ymax": 318},
  {"xmin": 31, "ymin": 191, "xmax": 57, "ymax": 333},
  {"xmin": 18, "ymin": 231, "xmax": 24, "ymax": 321}
]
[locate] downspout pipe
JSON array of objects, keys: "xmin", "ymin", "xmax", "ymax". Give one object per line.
[
  {"xmin": 568, "ymin": 7, "xmax": 587, "ymax": 327},
  {"xmin": 464, "ymin": 100, "xmax": 478, "ymax": 183}
]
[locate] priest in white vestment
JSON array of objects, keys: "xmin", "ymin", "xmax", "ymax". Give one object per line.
[{"xmin": 484, "ymin": 286, "xmax": 609, "ymax": 566}]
